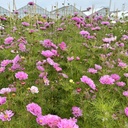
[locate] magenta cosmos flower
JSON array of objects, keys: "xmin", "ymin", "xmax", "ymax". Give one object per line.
[
  {"xmin": 22, "ymin": 22, "xmax": 30, "ymax": 27},
  {"xmin": 88, "ymin": 68, "xmax": 97, "ymax": 74},
  {"xmin": 28, "ymin": 1, "xmax": 35, "ymax": 5},
  {"xmin": 101, "ymin": 21, "xmax": 110, "ymax": 25},
  {"xmin": 125, "ymin": 107, "xmax": 128, "ymax": 117},
  {"xmin": 123, "ymin": 91, "xmax": 128, "ymax": 97},
  {"xmin": 94, "ymin": 64, "xmax": 102, "ymax": 70},
  {"xmin": 0, "ymin": 88, "xmax": 11, "ymax": 94},
  {"xmin": 72, "ymin": 106, "xmax": 82, "ymax": 117},
  {"xmin": 57, "ymin": 118, "xmax": 79, "ymax": 128},
  {"xmin": 36, "ymin": 114, "xmax": 61, "ymax": 127},
  {"xmin": 80, "ymin": 75, "xmax": 96, "ymax": 90},
  {"xmin": 58, "ymin": 42, "xmax": 67, "ymax": 51},
  {"xmin": 15, "ymin": 71, "xmax": 28, "ymax": 80},
  {"xmin": 4, "ymin": 37, "xmax": 14, "ymax": 44},
  {"xmin": 41, "ymin": 50, "xmax": 54, "ymax": 58},
  {"xmin": 110, "ymin": 74, "xmax": 120, "ymax": 81},
  {"xmin": 0, "ymin": 110, "xmax": 14, "ymax": 121},
  {"xmin": 79, "ymin": 30, "xmax": 90, "ymax": 37},
  {"xmin": 26, "ymin": 102, "xmax": 42, "ymax": 116},
  {"xmin": 1, "ymin": 59, "xmax": 12, "ymax": 67},
  {"xmin": 99, "ymin": 75, "xmax": 115, "ymax": 85},
  {"xmin": 0, "ymin": 96, "xmax": 6, "ymax": 106}
]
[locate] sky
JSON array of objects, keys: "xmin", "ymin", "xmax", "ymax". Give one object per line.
[{"xmin": 0, "ymin": 0, "xmax": 128, "ymax": 11}]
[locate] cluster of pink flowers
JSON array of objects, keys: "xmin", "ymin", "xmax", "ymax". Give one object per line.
[
  {"xmin": 99, "ymin": 75, "xmax": 115, "ymax": 85},
  {"xmin": 27, "ymin": 102, "xmax": 79, "ymax": 128},
  {"xmin": 80, "ymin": 75, "xmax": 96, "ymax": 90},
  {"xmin": 36, "ymin": 114, "xmax": 61, "ymax": 127},
  {"xmin": 15, "ymin": 71, "xmax": 28, "ymax": 80},
  {"xmin": 0, "ymin": 54, "xmax": 23, "ymax": 73}
]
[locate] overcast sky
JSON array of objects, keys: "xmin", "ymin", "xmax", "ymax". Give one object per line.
[{"xmin": 0, "ymin": 0, "xmax": 128, "ymax": 11}]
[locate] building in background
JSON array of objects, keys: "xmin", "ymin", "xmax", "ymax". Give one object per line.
[
  {"xmin": 50, "ymin": 5, "xmax": 86, "ymax": 19},
  {"xmin": 82, "ymin": 7, "xmax": 109, "ymax": 17},
  {"xmin": 110, "ymin": 10, "xmax": 128, "ymax": 19},
  {"xmin": 16, "ymin": 3, "xmax": 50, "ymax": 18},
  {"xmin": 0, "ymin": 6, "xmax": 11, "ymax": 16}
]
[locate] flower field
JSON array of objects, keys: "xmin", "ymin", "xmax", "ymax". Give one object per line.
[{"xmin": 0, "ymin": 12, "xmax": 128, "ymax": 128}]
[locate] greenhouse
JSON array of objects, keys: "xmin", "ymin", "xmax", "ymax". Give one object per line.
[
  {"xmin": 16, "ymin": 3, "xmax": 50, "ymax": 18},
  {"xmin": 83, "ymin": 7, "xmax": 109, "ymax": 17},
  {"xmin": 51, "ymin": 5, "xmax": 86, "ymax": 19},
  {"xmin": 0, "ymin": 6, "xmax": 11, "ymax": 16}
]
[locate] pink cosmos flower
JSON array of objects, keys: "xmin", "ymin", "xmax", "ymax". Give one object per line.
[
  {"xmin": 36, "ymin": 114, "xmax": 61, "ymax": 127},
  {"xmin": 51, "ymin": 49, "xmax": 58, "ymax": 56},
  {"xmin": 118, "ymin": 62, "xmax": 127, "ymax": 68},
  {"xmin": 67, "ymin": 56, "xmax": 74, "ymax": 61},
  {"xmin": 41, "ymin": 50, "xmax": 54, "ymax": 58},
  {"xmin": 4, "ymin": 37, "xmax": 14, "ymax": 44},
  {"xmin": 26, "ymin": 102, "xmax": 42, "ymax": 116},
  {"xmin": 28, "ymin": 1, "xmax": 35, "ymax": 5},
  {"xmin": 88, "ymin": 68, "xmax": 97, "ymax": 74},
  {"xmin": 41, "ymin": 39, "xmax": 53, "ymax": 48},
  {"xmin": 0, "ymin": 88, "xmax": 11, "ymax": 94},
  {"xmin": 0, "ymin": 96, "xmax": 6, "ymax": 106},
  {"xmin": 19, "ymin": 43, "xmax": 26, "ymax": 52},
  {"xmin": 72, "ymin": 106, "xmax": 82, "ymax": 117},
  {"xmin": 12, "ymin": 55, "xmax": 21, "ymax": 65},
  {"xmin": 59, "ymin": 73, "xmax": 68, "ymax": 78},
  {"xmin": 80, "ymin": 76, "xmax": 96, "ymax": 90},
  {"xmin": 15, "ymin": 71, "xmax": 28, "ymax": 80},
  {"xmin": 0, "ymin": 67, "xmax": 5, "ymax": 73},
  {"xmin": 11, "ymin": 63, "xmax": 22, "ymax": 71},
  {"xmin": 57, "ymin": 118, "xmax": 79, "ymax": 128},
  {"xmin": 47, "ymin": 58, "xmax": 55, "ymax": 65},
  {"xmin": 101, "ymin": 21, "xmax": 110, "ymax": 25},
  {"xmin": 36, "ymin": 65, "xmax": 45, "ymax": 72},
  {"xmin": 79, "ymin": 30, "xmax": 90, "ymax": 37},
  {"xmin": 22, "ymin": 22, "xmax": 30, "ymax": 26},
  {"xmin": 58, "ymin": 42, "xmax": 67, "ymax": 51},
  {"xmin": 116, "ymin": 82, "xmax": 126, "ymax": 87},
  {"xmin": 125, "ymin": 107, "xmax": 128, "ymax": 117},
  {"xmin": 110, "ymin": 74, "xmax": 120, "ymax": 81},
  {"xmin": 0, "ymin": 110, "xmax": 14, "ymax": 121},
  {"xmin": 76, "ymin": 56, "xmax": 80, "ymax": 60},
  {"xmin": 124, "ymin": 73, "xmax": 128, "ymax": 77},
  {"xmin": 123, "ymin": 91, "xmax": 128, "ymax": 97},
  {"xmin": 1, "ymin": 59, "xmax": 12, "ymax": 67},
  {"xmin": 99, "ymin": 75, "xmax": 115, "ymax": 85},
  {"xmin": 40, "ymin": 27, "xmax": 46, "ymax": 30},
  {"xmin": 94, "ymin": 64, "xmax": 102, "ymax": 70},
  {"xmin": 53, "ymin": 66, "xmax": 62, "ymax": 72}
]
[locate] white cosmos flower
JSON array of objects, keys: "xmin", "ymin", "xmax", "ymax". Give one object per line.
[{"xmin": 30, "ymin": 86, "xmax": 39, "ymax": 94}]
